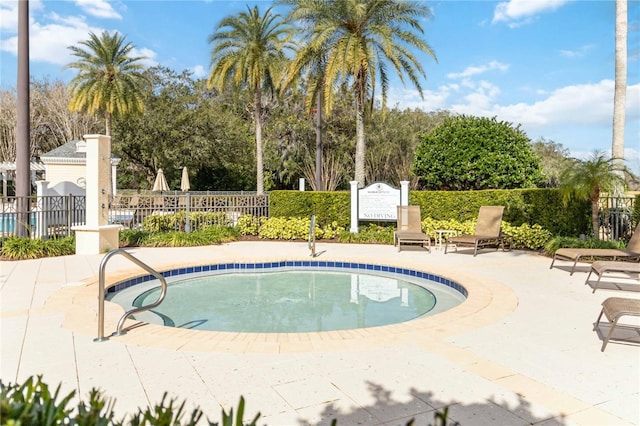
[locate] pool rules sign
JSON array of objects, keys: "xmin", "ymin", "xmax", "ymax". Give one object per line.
[{"xmin": 350, "ymin": 181, "xmax": 409, "ymax": 233}]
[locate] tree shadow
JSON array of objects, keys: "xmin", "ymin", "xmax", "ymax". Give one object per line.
[{"xmin": 294, "ymin": 380, "xmax": 567, "ymax": 426}]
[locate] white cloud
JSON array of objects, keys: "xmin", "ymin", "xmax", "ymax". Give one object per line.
[
  {"xmin": 558, "ymin": 44, "xmax": 594, "ymax": 58},
  {"xmin": 74, "ymin": 0, "xmax": 121, "ymax": 20},
  {"xmin": 0, "ymin": 0, "xmax": 44, "ymax": 33},
  {"xmin": 132, "ymin": 47, "xmax": 158, "ymax": 68},
  {"xmin": 446, "ymin": 61, "xmax": 509, "ymax": 80},
  {"xmin": 1, "ymin": 6, "xmax": 157, "ymax": 69},
  {"xmin": 0, "ymin": 2, "xmax": 19, "ymax": 33},
  {"xmin": 493, "ymin": 0, "xmax": 569, "ymax": 26},
  {"xmin": 192, "ymin": 65, "xmax": 207, "ymax": 78},
  {"xmin": 1, "ymin": 13, "xmax": 100, "ymax": 65}
]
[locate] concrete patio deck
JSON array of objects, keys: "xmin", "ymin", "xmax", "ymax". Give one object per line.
[{"xmin": 1, "ymin": 241, "xmax": 638, "ymax": 425}]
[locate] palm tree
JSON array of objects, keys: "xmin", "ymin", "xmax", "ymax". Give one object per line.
[
  {"xmin": 281, "ymin": 0, "xmax": 437, "ymax": 187},
  {"xmin": 207, "ymin": 6, "xmax": 295, "ymax": 195},
  {"xmin": 560, "ymin": 152, "xmax": 629, "ymax": 239},
  {"xmin": 66, "ymin": 31, "xmax": 148, "ymax": 136},
  {"xmin": 612, "ymin": 0, "xmax": 627, "ymax": 175}
]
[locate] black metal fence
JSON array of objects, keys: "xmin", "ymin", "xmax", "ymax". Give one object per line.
[
  {"xmin": 598, "ymin": 196, "xmax": 636, "ymax": 241},
  {"xmin": 1, "ymin": 195, "xmax": 86, "ymax": 242}
]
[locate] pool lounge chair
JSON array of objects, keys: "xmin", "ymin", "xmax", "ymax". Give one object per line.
[
  {"xmin": 445, "ymin": 206, "xmax": 507, "ymax": 256},
  {"xmin": 394, "ymin": 205, "xmax": 430, "ymax": 252},
  {"xmin": 594, "ymin": 297, "xmax": 640, "ymax": 351},
  {"xmin": 585, "ymin": 260, "xmax": 640, "ymax": 293},
  {"xmin": 550, "ymin": 222, "xmax": 640, "ymax": 275}
]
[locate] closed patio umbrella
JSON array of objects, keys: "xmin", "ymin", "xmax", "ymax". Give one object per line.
[
  {"xmin": 180, "ymin": 167, "xmax": 190, "ymax": 192},
  {"xmin": 152, "ymin": 168, "xmax": 170, "ymax": 191}
]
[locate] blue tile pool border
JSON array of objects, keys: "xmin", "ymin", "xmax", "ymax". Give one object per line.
[{"xmin": 106, "ymin": 261, "xmax": 468, "ymax": 298}]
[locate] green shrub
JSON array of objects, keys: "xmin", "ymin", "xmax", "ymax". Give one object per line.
[
  {"xmin": 0, "ymin": 236, "xmax": 75, "ymax": 260},
  {"xmin": 543, "ymin": 236, "xmax": 626, "ymax": 256},
  {"xmin": 270, "ymin": 188, "xmax": 591, "ymax": 237},
  {"xmin": 0, "ymin": 375, "xmax": 259, "ymax": 426},
  {"xmin": 238, "ymin": 215, "xmax": 345, "ymax": 240},
  {"xmin": 420, "ymin": 218, "xmax": 553, "ymax": 250},
  {"xmin": 337, "ymin": 224, "xmax": 395, "ymax": 244},
  {"xmin": 142, "ymin": 211, "xmax": 230, "ymax": 233},
  {"xmin": 121, "ymin": 226, "xmax": 238, "ymax": 248},
  {"xmin": 237, "ymin": 214, "xmax": 261, "ymax": 236}
]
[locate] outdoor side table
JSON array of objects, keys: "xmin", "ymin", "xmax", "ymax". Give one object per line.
[{"xmin": 435, "ymin": 229, "xmax": 457, "ymax": 250}]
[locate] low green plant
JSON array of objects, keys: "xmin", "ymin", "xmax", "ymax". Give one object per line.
[
  {"xmin": 143, "ymin": 211, "xmax": 230, "ymax": 233},
  {"xmin": 237, "ymin": 214, "xmax": 261, "ymax": 236},
  {"xmin": 543, "ymin": 235, "xmax": 626, "ymax": 256},
  {"xmin": 0, "ymin": 375, "xmax": 260, "ymax": 426},
  {"xmin": 120, "ymin": 226, "xmax": 238, "ymax": 248},
  {"xmin": 1, "ymin": 236, "xmax": 75, "ymax": 260},
  {"xmin": 337, "ymin": 223, "xmax": 395, "ymax": 244}
]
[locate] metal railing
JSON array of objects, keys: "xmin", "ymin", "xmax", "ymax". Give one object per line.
[
  {"xmin": 109, "ymin": 192, "xmax": 269, "ymax": 231},
  {"xmin": 1, "ymin": 195, "xmax": 86, "ymax": 241},
  {"xmin": 95, "ymin": 248, "xmax": 167, "ymax": 342},
  {"xmin": 598, "ymin": 196, "xmax": 636, "ymax": 241}
]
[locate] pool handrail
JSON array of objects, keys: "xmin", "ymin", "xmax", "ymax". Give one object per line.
[
  {"xmin": 309, "ymin": 215, "xmax": 316, "ymax": 257},
  {"xmin": 95, "ymin": 248, "xmax": 167, "ymax": 342}
]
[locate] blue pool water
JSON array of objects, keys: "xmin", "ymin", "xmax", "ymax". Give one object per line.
[{"xmin": 108, "ymin": 262, "xmax": 466, "ymax": 333}]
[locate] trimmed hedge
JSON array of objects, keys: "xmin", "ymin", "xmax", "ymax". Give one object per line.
[{"xmin": 270, "ymin": 189, "xmax": 590, "ymax": 236}]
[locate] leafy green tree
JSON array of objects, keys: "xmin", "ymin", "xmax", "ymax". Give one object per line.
[
  {"xmin": 207, "ymin": 5, "xmax": 295, "ymax": 194},
  {"xmin": 559, "ymin": 151, "xmax": 629, "ymax": 239},
  {"xmin": 413, "ymin": 115, "xmax": 544, "ymax": 190},
  {"xmin": 366, "ymin": 108, "xmax": 450, "ymax": 187},
  {"xmin": 280, "ymin": 0, "xmax": 437, "ymax": 187},
  {"xmin": 66, "ymin": 31, "xmax": 148, "ymax": 136},
  {"xmin": 530, "ymin": 137, "xmax": 574, "ymax": 188},
  {"xmin": 112, "ymin": 67, "xmax": 254, "ymax": 190}
]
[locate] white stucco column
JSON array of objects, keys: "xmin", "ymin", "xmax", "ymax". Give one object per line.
[
  {"xmin": 112, "ymin": 163, "xmax": 117, "ymax": 196},
  {"xmin": 400, "ymin": 181, "xmax": 409, "ymax": 206},
  {"xmin": 35, "ymin": 180, "xmax": 49, "ymax": 238},
  {"xmin": 350, "ymin": 180, "xmax": 359, "ymax": 233},
  {"xmin": 73, "ymin": 134, "xmax": 120, "ymax": 254}
]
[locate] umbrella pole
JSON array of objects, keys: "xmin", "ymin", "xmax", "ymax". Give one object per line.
[{"xmin": 185, "ymin": 192, "xmax": 191, "ymax": 233}]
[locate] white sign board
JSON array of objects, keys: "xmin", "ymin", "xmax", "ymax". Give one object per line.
[{"xmin": 358, "ymin": 182, "xmax": 400, "ymax": 221}]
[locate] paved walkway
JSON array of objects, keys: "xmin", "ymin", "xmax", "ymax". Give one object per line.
[{"xmin": 1, "ymin": 242, "xmax": 639, "ymax": 425}]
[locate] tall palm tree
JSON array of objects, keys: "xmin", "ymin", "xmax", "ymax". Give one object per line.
[
  {"xmin": 66, "ymin": 31, "xmax": 148, "ymax": 136},
  {"xmin": 612, "ymin": 0, "xmax": 627, "ymax": 175},
  {"xmin": 281, "ymin": 0, "xmax": 436, "ymax": 187},
  {"xmin": 560, "ymin": 152, "xmax": 628, "ymax": 239},
  {"xmin": 207, "ymin": 6, "xmax": 295, "ymax": 195}
]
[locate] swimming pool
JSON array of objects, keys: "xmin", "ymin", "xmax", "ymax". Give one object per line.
[{"xmin": 107, "ymin": 261, "xmax": 467, "ymax": 333}]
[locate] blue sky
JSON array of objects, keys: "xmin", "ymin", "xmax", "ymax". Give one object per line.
[{"xmin": 1, "ymin": 0, "xmax": 639, "ymax": 173}]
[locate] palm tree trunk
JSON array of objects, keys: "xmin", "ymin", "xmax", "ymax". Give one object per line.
[
  {"xmin": 15, "ymin": 0, "xmax": 30, "ymax": 237},
  {"xmin": 105, "ymin": 110, "xmax": 112, "ymax": 136},
  {"xmin": 612, "ymin": 0, "xmax": 627, "ymax": 175},
  {"xmin": 354, "ymin": 95, "xmax": 366, "ymax": 188},
  {"xmin": 254, "ymin": 87, "xmax": 264, "ymax": 195},
  {"xmin": 315, "ymin": 91, "xmax": 323, "ymax": 191},
  {"xmin": 591, "ymin": 199, "xmax": 601, "ymax": 240}
]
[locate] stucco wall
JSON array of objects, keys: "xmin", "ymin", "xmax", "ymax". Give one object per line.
[{"xmin": 45, "ymin": 163, "xmax": 86, "ymax": 189}]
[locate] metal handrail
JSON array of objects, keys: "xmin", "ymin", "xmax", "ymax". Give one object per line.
[
  {"xmin": 309, "ymin": 215, "xmax": 316, "ymax": 257},
  {"xmin": 94, "ymin": 248, "xmax": 168, "ymax": 342}
]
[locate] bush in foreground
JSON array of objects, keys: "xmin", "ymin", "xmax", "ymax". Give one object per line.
[{"xmin": 1, "ymin": 375, "xmax": 455, "ymax": 426}]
